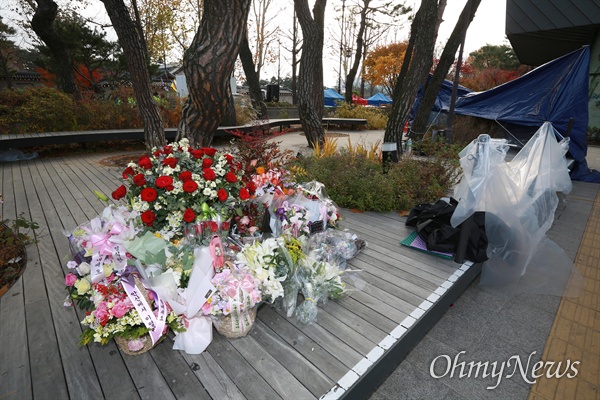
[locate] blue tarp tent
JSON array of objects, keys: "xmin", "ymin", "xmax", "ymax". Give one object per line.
[
  {"xmin": 324, "ymin": 88, "xmax": 344, "ymax": 107},
  {"xmin": 366, "ymin": 93, "xmax": 392, "ymax": 106},
  {"xmin": 410, "ymin": 76, "xmax": 472, "ymax": 121},
  {"xmin": 452, "ymin": 46, "xmax": 591, "ymax": 180}
]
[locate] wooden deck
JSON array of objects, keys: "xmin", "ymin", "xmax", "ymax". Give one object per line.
[
  {"xmin": 0, "ymin": 118, "xmax": 367, "ymax": 149},
  {"xmin": 0, "ymin": 151, "xmax": 476, "ymax": 400}
]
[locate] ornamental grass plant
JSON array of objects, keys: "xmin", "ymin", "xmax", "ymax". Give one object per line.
[{"xmin": 291, "ymin": 139, "xmax": 461, "ymax": 212}]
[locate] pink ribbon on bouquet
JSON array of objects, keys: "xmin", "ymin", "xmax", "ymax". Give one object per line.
[
  {"xmin": 209, "ymin": 235, "xmax": 225, "ymax": 270},
  {"xmin": 121, "ymin": 275, "xmax": 167, "ymax": 346}
]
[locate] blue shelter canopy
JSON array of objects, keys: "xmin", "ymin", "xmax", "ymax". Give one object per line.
[
  {"xmin": 324, "ymin": 88, "xmax": 344, "ymax": 107},
  {"xmin": 366, "ymin": 93, "xmax": 392, "ymax": 106},
  {"xmin": 453, "ymin": 46, "xmax": 590, "ymax": 169}
]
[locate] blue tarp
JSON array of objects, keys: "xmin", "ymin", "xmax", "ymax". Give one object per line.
[
  {"xmin": 453, "ymin": 46, "xmax": 590, "ymax": 173},
  {"xmin": 366, "ymin": 93, "xmax": 392, "ymax": 106},
  {"xmin": 324, "ymin": 88, "xmax": 344, "ymax": 107},
  {"xmin": 410, "ymin": 76, "xmax": 472, "ymax": 121}
]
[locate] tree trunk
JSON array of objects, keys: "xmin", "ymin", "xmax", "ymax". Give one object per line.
[
  {"xmin": 31, "ymin": 0, "xmax": 79, "ymax": 97},
  {"xmin": 183, "ymin": 0, "xmax": 251, "ymax": 147},
  {"xmin": 345, "ymin": 0, "xmax": 369, "ymax": 103},
  {"xmin": 383, "ymin": 0, "xmax": 439, "ymax": 147},
  {"xmin": 291, "ymin": 10, "xmax": 300, "ymax": 105},
  {"xmin": 411, "ymin": 0, "xmax": 481, "ymax": 137},
  {"xmin": 294, "ymin": 0, "xmax": 326, "ymax": 148},
  {"xmin": 101, "ymin": 0, "xmax": 165, "ymax": 149},
  {"xmin": 224, "ymin": 80, "xmax": 237, "ymax": 125},
  {"xmin": 240, "ymin": 33, "xmax": 268, "ymax": 119},
  {"xmin": 0, "ymin": 54, "xmax": 12, "ymax": 90}
]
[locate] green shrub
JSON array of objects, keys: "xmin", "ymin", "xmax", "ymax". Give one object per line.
[
  {"xmin": 0, "ymin": 86, "xmax": 77, "ymax": 134},
  {"xmin": 332, "ymin": 102, "xmax": 388, "ymax": 129},
  {"xmin": 0, "ymin": 86, "xmax": 184, "ymax": 135},
  {"xmin": 292, "ymin": 143, "xmax": 460, "ymax": 212}
]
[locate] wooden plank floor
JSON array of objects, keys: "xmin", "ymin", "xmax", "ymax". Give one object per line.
[{"xmin": 0, "ymin": 152, "xmax": 474, "ymax": 400}]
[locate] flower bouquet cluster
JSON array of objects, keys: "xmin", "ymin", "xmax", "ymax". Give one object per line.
[
  {"xmin": 111, "ymin": 139, "xmax": 250, "ymax": 241},
  {"xmin": 64, "ymin": 206, "xmax": 185, "ymax": 353},
  {"xmin": 63, "ymin": 141, "xmax": 365, "ymax": 356}
]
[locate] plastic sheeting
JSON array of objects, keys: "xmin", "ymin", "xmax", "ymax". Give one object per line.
[{"xmin": 451, "ymin": 122, "xmax": 582, "ymax": 296}]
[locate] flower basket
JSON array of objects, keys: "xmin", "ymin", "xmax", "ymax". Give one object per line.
[
  {"xmin": 211, "ymin": 306, "xmax": 257, "ymax": 338},
  {"xmin": 114, "ymin": 334, "xmax": 153, "ymax": 355}
]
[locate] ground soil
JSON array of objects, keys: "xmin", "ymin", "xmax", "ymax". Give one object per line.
[{"xmin": 0, "ymin": 225, "xmax": 27, "ymax": 297}]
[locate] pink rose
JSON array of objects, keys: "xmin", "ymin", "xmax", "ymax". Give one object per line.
[
  {"xmin": 65, "ymin": 273, "xmax": 77, "ymax": 287},
  {"xmin": 110, "ymin": 301, "xmax": 131, "ymax": 318}
]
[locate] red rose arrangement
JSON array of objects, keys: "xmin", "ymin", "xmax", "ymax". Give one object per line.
[{"xmin": 111, "ymin": 139, "xmax": 251, "ymax": 241}]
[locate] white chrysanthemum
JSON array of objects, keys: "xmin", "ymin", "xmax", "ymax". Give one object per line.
[
  {"xmin": 203, "ymin": 187, "xmax": 212, "ymax": 196},
  {"xmin": 210, "ymin": 181, "xmax": 217, "ymax": 188},
  {"xmin": 127, "ymin": 162, "xmax": 137, "ymax": 168},
  {"xmin": 162, "ymin": 166, "xmax": 175, "ymax": 175},
  {"xmin": 192, "ymin": 173, "xmax": 201, "ymax": 181}
]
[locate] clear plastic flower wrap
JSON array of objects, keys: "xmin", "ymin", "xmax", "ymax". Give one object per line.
[
  {"xmin": 307, "ymin": 229, "xmax": 367, "ymax": 270},
  {"xmin": 294, "ymin": 256, "xmax": 347, "ymax": 325},
  {"xmin": 294, "ymin": 280, "xmax": 321, "ymax": 324}
]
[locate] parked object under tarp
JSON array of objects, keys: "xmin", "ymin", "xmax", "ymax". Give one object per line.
[{"xmin": 451, "ymin": 122, "xmax": 583, "ymax": 296}]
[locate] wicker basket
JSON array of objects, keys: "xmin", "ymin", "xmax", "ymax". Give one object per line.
[
  {"xmin": 212, "ymin": 307, "xmax": 257, "ymax": 338},
  {"xmin": 114, "ymin": 335, "xmax": 153, "ymax": 355}
]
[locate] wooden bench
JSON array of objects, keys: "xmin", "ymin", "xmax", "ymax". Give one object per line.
[{"xmin": 0, "ymin": 118, "xmax": 367, "ymax": 149}]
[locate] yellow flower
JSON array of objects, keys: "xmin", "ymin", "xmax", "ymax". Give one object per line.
[
  {"xmin": 256, "ymin": 166, "xmax": 265, "ymax": 175},
  {"xmin": 154, "ymin": 232, "xmax": 162, "ymax": 238},
  {"xmin": 74, "ymin": 278, "xmax": 91, "ymax": 295},
  {"xmin": 103, "ymin": 264, "xmax": 113, "ymax": 278}
]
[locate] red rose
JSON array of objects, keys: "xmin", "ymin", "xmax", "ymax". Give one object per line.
[
  {"xmin": 183, "ymin": 208, "xmax": 196, "ymax": 223},
  {"xmin": 206, "ymin": 221, "xmax": 218, "ymax": 232},
  {"xmin": 141, "ymin": 210, "xmax": 156, "ymax": 226},
  {"xmin": 202, "ymin": 158, "xmax": 213, "ymax": 168},
  {"xmin": 179, "ymin": 171, "xmax": 192, "ymax": 182},
  {"xmin": 246, "ymin": 181, "xmax": 257, "ymax": 193},
  {"xmin": 225, "ymin": 171, "xmax": 238, "ymax": 183},
  {"xmin": 122, "ymin": 166, "xmax": 135, "ymax": 179},
  {"xmin": 163, "ymin": 145, "xmax": 173, "ymax": 154},
  {"xmin": 202, "ymin": 147, "xmax": 218, "ymax": 157},
  {"xmin": 224, "ymin": 154, "xmax": 234, "ymax": 164},
  {"xmin": 221, "ymin": 221, "xmax": 230, "ymax": 231},
  {"xmin": 133, "ymin": 173, "xmax": 146, "ymax": 186},
  {"xmin": 111, "ymin": 185, "xmax": 127, "ymax": 200},
  {"xmin": 217, "ymin": 188, "xmax": 228, "ymax": 202},
  {"xmin": 189, "ymin": 149, "xmax": 204, "ymax": 159},
  {"xmin": 138, "ymin": 156, "xmax": 152, "ymax": 169},
  {"xmin": 153, "ymin": 149, "xmax": 162, "ymax": 157},
  {"xmin": 239, "ymin": 187, "xmax": 250, "ymax": 200},
  {"xmin": 183, "ymin": 181, "xmax": 198, "ymax": 193},
  {"xmin": 202, "ymin": 168, "xmax": 216, "ymax": 181},
  {"xmin": 140, "ymin": 187, "xmax": 158, "ymax": 202},
  {"xmin": 155, "ymin": 175, "xmax": 173, "ymax": 189},
  {"xmin": 162, "ymin": 157, "xmax": 178, "ymax": 168},
  {"xmin": 166, "ymin": 185, "xmax": 174, "ymax": 192}
]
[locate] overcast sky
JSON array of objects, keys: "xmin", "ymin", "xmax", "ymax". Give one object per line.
[{"xmin": 3, "ymin": 0, "xmax": 509, "ymax": 87}]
